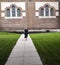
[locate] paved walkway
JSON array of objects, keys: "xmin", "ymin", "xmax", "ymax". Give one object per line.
[{"xmin": 5, "ymin": 34, "xmax": 43, "ymax": 65}]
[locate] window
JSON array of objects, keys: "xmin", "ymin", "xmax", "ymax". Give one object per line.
[
  {"xmin": 50, "ymin": 8, "xmax": 54, "ymax": 16},
  {"xmin": 12, "ymin": 6, "xmax": 15, "ymax": 17},
  {"xmin": 40, "ymin": 8, "xmax": 44, "ymax": 16},
  {"xmin": 5, "ymin": 4, "xmax": 23, "ymax": 19},
  {"xmin": 39, "ymin": 4, "xmax": 56, "ymax": 18},
  {"xmin": 45, "ymin": 5, "xmax": 49, "ymax": 16},
  {"xmin": 17, "ymin": 9, "xmax": 20, "ymax": 16},
  {"xmin": 7, "ymin": 9, "xmax": 10, "ymax": 17}
]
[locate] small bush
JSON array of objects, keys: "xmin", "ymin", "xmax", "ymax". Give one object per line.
[{"xmin": 46, "ymin": 30, "xmax": 50, "ymax": 32}]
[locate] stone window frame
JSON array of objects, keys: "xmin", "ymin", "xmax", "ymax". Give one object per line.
[
  {"xmin": 39, "ymin": 4, "xmax": 56, "ymax": 17},
  {"xmin": 5, "ymin": 7, "xmax": 10, "ymax": 17},
  {"xmin": 50, "ymin": 7, "xmax": 55, "ymax": 16},
  {"xmin": 17, "ymin": 7, "xmax": 22, "ymax": 17},
  {"xmin": 11, "ymin": 5, "xmax": 16, "ymax": 17},
  {"xmin": 39, "ymin": 7, "xmax": 44, "ymax": 16},
  {"xmin": 5, "ymin": 4, "xmax": 22, "ymax": 18},
  {"xmin": 45, "ymin": 5, "xmax": 49, "ymax": 16}
]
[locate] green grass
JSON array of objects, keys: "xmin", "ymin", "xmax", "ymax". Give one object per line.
[
  {"xmin": 30, "ymin": 32, "xmax": 60, "ymax": 65},
  {"xmin": 0, "ymin": 32, "xmax": 20, "ymax": 65}
]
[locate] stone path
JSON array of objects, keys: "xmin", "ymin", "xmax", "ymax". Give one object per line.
[{"xmin": 5, "ymin": 34, "xmax": 43, "ymax": 65}]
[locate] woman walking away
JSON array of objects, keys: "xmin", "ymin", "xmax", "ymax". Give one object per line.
[{"xmin": 24, "ymin": 29, "xmax": 28, "ymax": 40}]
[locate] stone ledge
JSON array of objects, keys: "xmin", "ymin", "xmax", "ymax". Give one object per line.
[{"xmin": 0, "ymin": 29, "xmax": 60, "ymax": 33}]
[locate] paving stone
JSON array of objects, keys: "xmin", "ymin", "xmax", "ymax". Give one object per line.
[
  {"xmin": 9, "ymin": 51, "xmax": 24, "ymax": 58},
  {"xmin": 24, "ymin": 56, "xmax": 42, "ymax": 65},
  {"xmin": 24, "ymin": 51, "xmax": 39, "ymax": 57},
  {"xmin": 5, "ymin": 58, "xmax": 23, "ymax": 65},
  {"xmin": 12, "ymin": 48, "xmax": 24, "ymax": 53},
  {"xmin": 24, "ymin": 44, "xmax": 35, "ymax": 48},
  {"xmin": 24, "ymin": 47, "xmax": 36, "ymax": 52},
  {"xmin": 5, "ymin": 34, "xmax": 43, "ymax": 65}
]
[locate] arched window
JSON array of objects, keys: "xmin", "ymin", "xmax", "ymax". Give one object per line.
[
  {"xmin": 40, "ymin": 8, "xmax": 44, "ymax": 16},
  {"xmin": 17, "ymin": 9, "xmax": 20, "ymax": 16},
  {"xmin": 7, "ymin": 9, "xmax": 10, "ymax": 17},
  {"xmin": 12, "ymin": 5, "xmax": 15, "ymax": 17},
  {"xmin": 50, "ymin": 8, "xmax": 54, "ymax": 16},
  {"xmin": 45, "ymin": 5, "xmax": 49, "ymax": 16}
]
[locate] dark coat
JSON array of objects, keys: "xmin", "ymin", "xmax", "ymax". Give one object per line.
[{"xmin": 24, "ymin": 29, "xmax": 28, "ymax": 38}]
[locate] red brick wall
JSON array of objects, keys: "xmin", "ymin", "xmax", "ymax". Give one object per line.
[{"xmin": 0, "ymin": 1, "xmax": 60, "ymax": 31}]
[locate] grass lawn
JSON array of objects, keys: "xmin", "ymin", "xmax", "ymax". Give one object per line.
[
  {"xmin": 0, "ymin": 32, "xmax": 20, "ymax": 65},
  {"xmin": 30, "ymin": 32, "xmax": 60, "ymax": 65}
]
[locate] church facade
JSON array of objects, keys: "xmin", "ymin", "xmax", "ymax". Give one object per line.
[{"xmin": 0, "ymin": 0, "xmax": 60, "ymax": 31}]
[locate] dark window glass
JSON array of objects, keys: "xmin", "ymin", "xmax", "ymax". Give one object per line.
[
  {"xmin": 40, "ymin": 8, "xmax": 44, "ymax": 16},
  {"xmin": 17, "ymin": 9, "xmax": 20, "ymax": 16},
  {"xmin": 12, "ymin": 6, "xmax": 15, "ymax": 17},
  {"xmin": 7, "ymin": 9, "xmax": 10, "ymax": 17},
  {"xmin": 50, "ymin": 8, "xmax": 54, "ymax": 16},
  {"xmin": 29, "ymin": 0, "xmax": 31, "ymax": 1},
  {"xmin": 45, "ymin": 5, "xmax": 49, "ymax": 16}
]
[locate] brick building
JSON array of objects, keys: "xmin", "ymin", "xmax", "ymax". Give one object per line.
[{"xmin": 0, "ymin": 0, "xmax": 60, "ymax": 32}]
